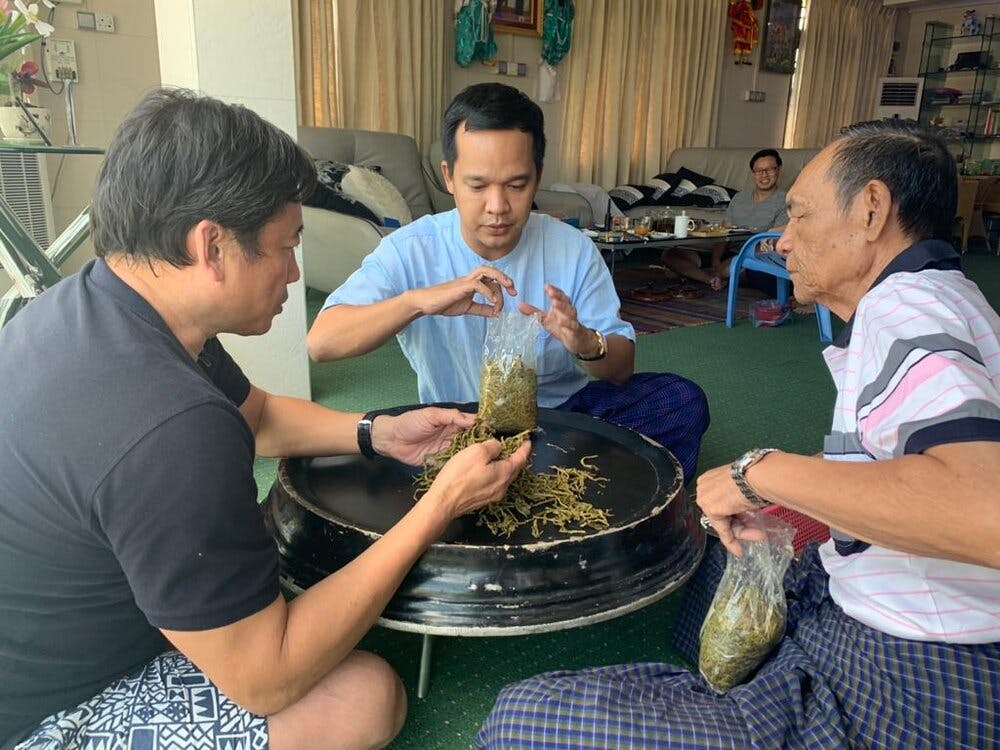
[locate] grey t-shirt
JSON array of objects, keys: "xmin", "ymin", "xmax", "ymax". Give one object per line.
[{"xmin": 725, "ymin": 189, "xmax": 788, "ymax": 230}]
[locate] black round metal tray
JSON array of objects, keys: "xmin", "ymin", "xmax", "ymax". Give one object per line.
[{"xmin": 264, "ymin": 405, "xmax": 704, "ymax": 635}]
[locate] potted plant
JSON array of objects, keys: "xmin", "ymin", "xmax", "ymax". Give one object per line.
[{"xmin": 0, "ymin": 1, "xmax": 55, "ymax": 143}]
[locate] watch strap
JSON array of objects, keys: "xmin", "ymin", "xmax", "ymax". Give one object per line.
[
  {"xmin": 357, "ymin": 411, "xmax": 379, "ymax": 459},
  {"xmin": 576, "ymin": 329, "xmax": 607, "ymax": 361},
  {"xmin": 730, "ymin": 448, "xmax": 778, "ymax": 508}
]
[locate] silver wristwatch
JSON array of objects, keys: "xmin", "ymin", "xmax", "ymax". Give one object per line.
[{"xmin": 730, "ymin": 448, "xmax": 779, "ymax": 508}]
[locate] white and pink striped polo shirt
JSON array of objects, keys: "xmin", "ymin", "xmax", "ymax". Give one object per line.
[{"xmin": 819, "ymin": 240, "xmax": 1000, "ymax": 644}]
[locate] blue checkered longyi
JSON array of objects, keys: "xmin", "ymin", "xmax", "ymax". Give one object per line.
[
  {"xmin": 474, "ymin": 545, "xmax": 1000, "ymax": 750},
  {"xmin": 556, "ymin": 372, "xmax": 709, "ymax": 482}
]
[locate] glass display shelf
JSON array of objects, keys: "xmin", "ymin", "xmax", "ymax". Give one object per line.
[{"xmin": 0, "ymin": 142, "xmax": 103, "ymax": 155}]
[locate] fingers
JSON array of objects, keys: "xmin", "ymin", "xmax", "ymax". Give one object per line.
[
  {"xmin": 472, "ymin": 279, "xmax": 506, "ymax": 315},
  {"xmin": 710, "ymin": 514, "xmax": 745, "ymax": 557},
  {"xmin": 472, "ymin": 267, "xmax": 517, "ymax": 296},
  {"xmin": 506, "ymin": 439, "xmax": 532, "ymax": 473},
  {"xmin": 517, "ymin": 301, "xmax": 543, "ymax": 316}
]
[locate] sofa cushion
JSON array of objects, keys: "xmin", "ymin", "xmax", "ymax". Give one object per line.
[
  {"xmin": 340, "ymin": 165, "xmax": 413, "ymax": 226},
  {"xmin": 690, "ymin": 184, "xmax": 737, "ymax": 206},
  {"xmin": 297, "ymin": 126, "xmax": 433, "ymax": 219},
  {"xmin": 306, "ymin": 160, "xmax": 381, "ymax": 223},
  {"xmin": 609, "ymin": 184, "xmax": 657, "ymax": 211}
]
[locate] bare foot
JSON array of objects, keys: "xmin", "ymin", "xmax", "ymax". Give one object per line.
[{"xmin": 648, "ymin": 263, "xmax": 681, "ymax": 280}]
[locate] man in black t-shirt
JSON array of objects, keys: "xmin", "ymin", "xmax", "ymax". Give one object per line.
[{"xmin": 0, "ymin": 89, "xmax": 531, "ymax": 750}]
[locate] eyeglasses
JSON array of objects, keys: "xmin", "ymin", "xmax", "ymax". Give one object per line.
[{"xmin": 752, "ymin": 166, "xmax": 779, "ymax": 175}]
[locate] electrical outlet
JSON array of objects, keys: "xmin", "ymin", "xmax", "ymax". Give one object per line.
[
  {"xmin": 44, "ymin": 38, "xmax": 79, "ymax": 82},
  {"xmin": 95, "ymin": 13, "xmax": 115, "ymax": 33}
]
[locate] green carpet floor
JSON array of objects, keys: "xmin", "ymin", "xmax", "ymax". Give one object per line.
[{"xmin": 252, "ymin": 249, "xmax": 1000, "ymax": 749}]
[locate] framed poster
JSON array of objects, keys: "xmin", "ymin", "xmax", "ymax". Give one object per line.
[
  {"xmin": 761, "ymin": 0, "xmax": 802, "ymax": 74},
  {"xmin": 493, "ymin": 0, "xmax": 543, "ymax": 37}
]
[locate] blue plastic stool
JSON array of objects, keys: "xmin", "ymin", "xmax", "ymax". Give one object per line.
[{"xmin": 725, "ymin": 231, "xmax": 833, "ymax": 343}]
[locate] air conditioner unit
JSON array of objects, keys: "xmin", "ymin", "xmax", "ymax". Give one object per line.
[
  {"xmin": 874, "ymin": 77, "xmax": 924, "ymax": 121},
  {"xmin": 0, "ymin": 152, "xmax": 55, "ymax": 250}
]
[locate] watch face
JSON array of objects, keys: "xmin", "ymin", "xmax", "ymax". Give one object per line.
[{"xmin": 736, "ymin": 449, "xmax": 757, "ymax": 473}]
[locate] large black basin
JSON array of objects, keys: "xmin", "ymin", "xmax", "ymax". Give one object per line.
[{"xmin": 264, "ymin": 406, "xmax": 704, "ymax": 635}]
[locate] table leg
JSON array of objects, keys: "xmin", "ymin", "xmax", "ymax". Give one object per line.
[{"xmin": 417, "ymin": 633, "xmax": 434, "ymax": 699}]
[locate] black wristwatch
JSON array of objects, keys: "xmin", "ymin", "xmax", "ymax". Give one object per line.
[
  {"xmin": 730, "ymin": 448, "xmax": 778, "ymax": 508},
  {"xmin": 357, "ymin": 411, "xmax": 380, "ymax": 459}
]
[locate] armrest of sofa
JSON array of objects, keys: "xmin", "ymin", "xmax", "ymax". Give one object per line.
[
  {"xmin": 534, "ymin": 189, "xmax": 594, "ymax": 227},
  {"xmin": 300, "ymin": 206, "xmax": 389, "ymax": 294}
]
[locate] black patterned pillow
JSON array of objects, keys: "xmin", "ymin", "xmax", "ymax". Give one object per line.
[
  {"xmin": 304, "ymin": 160, "xmax": 381, "ymax": 224},
  {"xmin": 663, "ymin": 167, "xmax": 715, "ymax": 198},
  {"xmin": 690, "ymin": 184, "xmax": 737, "ymax": 206},
  {"xmin": 609, "ymin": 184, "xmax": 657, "ymax": 211}
]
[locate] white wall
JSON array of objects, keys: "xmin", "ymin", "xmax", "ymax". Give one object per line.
[
  {"xmin": 154, "ymin": 0, "xmax": 311, "ymax": 400},
  {"xmin": 715, "ymin": 10, "xmax": 793, "ymax": 149},
  {"xmin": 20, "ymin": 0, "xmax": 161, "ymax": 282},
  {"xmin": 444, "ymin": 16, "xmax": 565, "ymax": 185}
]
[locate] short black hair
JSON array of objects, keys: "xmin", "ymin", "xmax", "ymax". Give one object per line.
[
  {"xmin": 91, "ymin": 88, "xmax": 316, "ymax": 267},
  {"xmin": 750, "ymin": 148, "xmax": 782, "ymax": 170},
  {"xmin": 830, "ymin": 119, "xmax": 957, "ymax": 241},
  {"xmin": 441, "ymin": 83, "xmax": 545, "ymax": 174}
]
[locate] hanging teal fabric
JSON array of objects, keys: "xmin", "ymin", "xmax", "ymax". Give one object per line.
[
  {"xmin": 455, "ymin": 0, "xmax": 497, "ymax": 67},
  {"xmin": 541, "ymin": 0, "xmax": 574, "ymax": 67}
]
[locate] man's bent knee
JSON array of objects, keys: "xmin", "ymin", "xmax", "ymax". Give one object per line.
[{"xmin": 267, "ymin": 650, "xmax": 406, "ymax": 750}]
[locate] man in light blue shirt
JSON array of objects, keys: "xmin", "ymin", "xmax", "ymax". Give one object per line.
[{"xmin": 308, "ymin": 83, "xmax": 708, "ymax": 480}]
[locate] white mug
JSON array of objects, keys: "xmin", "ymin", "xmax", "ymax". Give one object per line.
[{"xmin": 674, "ymin": 213, "xmax": 696, "ymax": 239}]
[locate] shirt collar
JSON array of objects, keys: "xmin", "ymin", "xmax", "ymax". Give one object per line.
[{"xmin": 831, "ymin": 238, "xmax": 962, "ymax": 349}]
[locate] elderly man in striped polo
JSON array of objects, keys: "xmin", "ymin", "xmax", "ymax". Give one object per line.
[{"xmin": 475, "ymin": 119, "xmax": 1000, "ymax": 750}]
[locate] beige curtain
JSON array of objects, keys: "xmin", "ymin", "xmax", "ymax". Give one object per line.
[
  {"xmin": 293, "ymin": 0, "xmax": 446, "ymax": 151},
  {"xmin": 557, "ymin": 0, "xmax": 728, "ymax": 185},
  {"xmin": 785, "ymin": 0, "xmax": 896, "ymax": 148}
]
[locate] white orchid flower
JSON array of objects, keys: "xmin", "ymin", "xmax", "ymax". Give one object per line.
[{"xmin": 13, "ymin": 1, "xmax": 54, "ymax": 36}]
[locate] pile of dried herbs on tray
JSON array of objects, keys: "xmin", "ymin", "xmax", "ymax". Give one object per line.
[{"xmin": 413, "ymin": 418, "xmax": 611, "ymax": 539}]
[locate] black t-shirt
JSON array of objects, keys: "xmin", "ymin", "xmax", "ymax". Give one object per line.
[{"xmin": 0, "ymin": 259, "xmax": 279, "ymax": 747}]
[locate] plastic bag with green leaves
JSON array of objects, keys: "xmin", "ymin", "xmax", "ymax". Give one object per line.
[
  {"xmin": 478, "ymin": 311, "xmax": 541, "ymax": 433},
  {"xmin": 698, "ymin": 513, "xmax": 796, "ymax": 693}
]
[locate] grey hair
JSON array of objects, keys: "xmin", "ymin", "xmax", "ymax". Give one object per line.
[
  {"xmin": 90, "ymin": 88, "xmax": 316, "ymax": 266},
  {"xmin": 829, "ymin": 119, "xmax": 957, "ymax": 241}
]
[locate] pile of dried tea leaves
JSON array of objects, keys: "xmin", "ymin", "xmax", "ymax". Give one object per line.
[
  {"xmin": 478, "ymin": 356, "xmax": 538, "ymax": 433},
  {"xmin": 413, "ymin": 418, "xmax": 611, "ymax": 539}
]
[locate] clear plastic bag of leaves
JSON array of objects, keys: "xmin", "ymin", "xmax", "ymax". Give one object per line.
[
  {"xmin": 698, "ymin": 513, "xmax": 796, "ymax": 693},
  {"xmin": 478, "ymin": 311, "xmax": 541, "ymax": 433}
]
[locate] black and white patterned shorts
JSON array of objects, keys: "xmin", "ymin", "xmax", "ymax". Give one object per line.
[{"xmin": 16, "ymin": 651, "xmax": 268, "ymax": 750}]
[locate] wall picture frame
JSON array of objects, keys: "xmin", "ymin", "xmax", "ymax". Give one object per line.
[
  {"xmin": 493, "ymin": 0, "xmax": 543, "ymax": 37},
  {"xmin": 761, "ymin": 0, "xmax": 802, "ymax": 74}
]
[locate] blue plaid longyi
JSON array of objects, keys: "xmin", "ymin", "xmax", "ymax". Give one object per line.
[
  {"xmin": 474, "ymin": 546, "xmax": 1000, "ymax": 750},
  {"xmin": 557, "ymin": 372, "xmax": 709, "ymax": 482}
]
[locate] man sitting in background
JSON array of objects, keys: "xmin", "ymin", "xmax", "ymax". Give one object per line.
[
  {"xmin": 307, "ymin": 83, "xmax": 710, "ymax": 482},
  {"xmin": 475, "ymin": 119, "xmax": 1000, "ymax": 750},
  {"xmin": 661, "ymin": 148, "xmax": 787, "ymax": 290}
]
